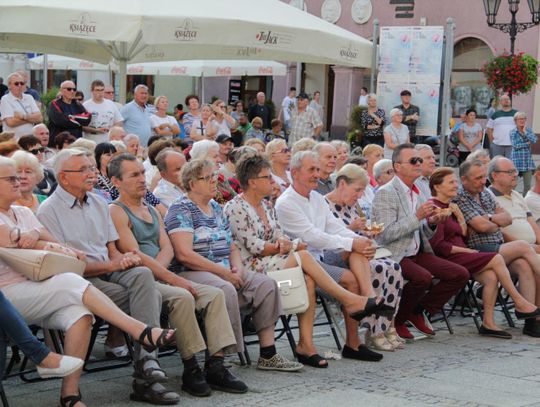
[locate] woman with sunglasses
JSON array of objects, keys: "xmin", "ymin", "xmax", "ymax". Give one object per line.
[
  {"xmin": 211, "ymin": 99, "xmax": 236, "ymax": 137},
  {"xmin": 266, "ymin": 139, "xmax": 292, "ymax": 193},
  {"xmin": 17, "ymin": 135, "xmax": 57, "ymax": 197},
  {"xmin": 150, "ymin": 95, "xmax": 180, "ymax": 138},
  {"xmin": 47, "ymin": 80, "xmax": 91, "ymax": 142}
]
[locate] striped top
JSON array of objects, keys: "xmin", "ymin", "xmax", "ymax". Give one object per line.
[{"xmin": 164, "ymin": 196, "xmax": 232, "ymax": 273}]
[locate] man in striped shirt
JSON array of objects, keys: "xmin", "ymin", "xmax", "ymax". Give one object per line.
[{"xmin": 486, "ymin": 94, "xmax": 517, "ymax": 159}]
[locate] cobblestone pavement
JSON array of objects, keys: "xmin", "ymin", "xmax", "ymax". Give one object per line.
[{"xmin": 3, "ymin": 309, "xmax": 540, "ymax": 407}]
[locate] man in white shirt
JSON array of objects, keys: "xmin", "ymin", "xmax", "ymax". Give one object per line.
[
  {"xmin": 525, "ymin": 165, "xmax": 540, "ymax": 226},
  {"xmin": 485, "ymin": 94, "xmax": 517, "ymax": 159},
  {"xmin": 278, "ymin": 87, "xmax": 297, "ymax": 132},
  {"xmin": 83, "ymin": 80, "xmax": 123, "ymax": 143},
  {"xmin": 275, "ymin": 150, "xmax": 390, "ymax": 362},
  {"xmin": 0, "ymin": 72, "xmax": 42, "ymax": 139},
  {"xmin": 104, "ymin": 84, "xmax": 123, "ymax": 110},
  {"xmin": 153, "ymin": 149, "xmax": 186, "ymax": 208}
]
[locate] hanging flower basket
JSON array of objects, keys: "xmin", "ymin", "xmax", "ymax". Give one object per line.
[{"xmin": 482, "ymin": 52, "xmax": 539, "ymax": 96}]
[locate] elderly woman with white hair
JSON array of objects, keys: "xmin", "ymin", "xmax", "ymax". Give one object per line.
[
  {"xmin": 11, "ymin": 150, "xmax": 47, "ymax": 213},
  {"xmin": 266, "ymin": 138, "xmax": 292, "ymax": 192},
  {"xmin": 331, "ymin": 140, "xmax": 350, "ymax": 171},
  {"xmin": 383, "ymin": 108, "xmax": 409, "ymax": 159},
  {"xmin": 325, "ymin": 164, "xmax": 404, "ymax": 351},
  {"xmin": 510, "ymin": 111, "xmax": 537, "ymax": 195},
  {"xmin": 360, "ymin": 94, "xmax": 386, "ymax": 147},
  {"xmin": 123, "ymin": 134, "xmax": 144, "ymax": 160},
  {"xmin": 372, "ymin": 158, "xmax": 394, "ymax": 188}
]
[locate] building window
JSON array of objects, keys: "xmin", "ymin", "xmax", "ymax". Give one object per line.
[{"xmin": 451, "ymin": 37, "xmax": 494, "ymax": 117}]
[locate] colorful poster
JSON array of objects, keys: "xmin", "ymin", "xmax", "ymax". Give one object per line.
[
  {"xmin": 410, "ymin": 27, "xmax": 444, "ymax": 82},
  {"xmin": 378, "ymin": 27, "xmax": 412, "ymax": 81}
]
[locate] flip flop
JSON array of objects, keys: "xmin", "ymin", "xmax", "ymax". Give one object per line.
[{"xmin": 296, "ymin": 353, "xmax": 328, "ymax": 368}]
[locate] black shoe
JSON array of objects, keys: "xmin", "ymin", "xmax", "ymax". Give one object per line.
[
  {"xmin": 129, "ymin": 381, "xmax": 180, "ymax": 405},
  {"xmin": 349, "ymin": 298, "xmax": 395, "ymax": 322},
  {"xmin": 341, "ymin": 344, "xmax": 383, "ymax": 362},
  {"xmin": 205, "ymin": 365, "xmax": 248, "ymax": 394},
  {"xmin": 515, "ymin": 307, "xmax": 540, "ymax": 320},
  {"xmin": 523, "ymin": 319, "xmax": 540, "ymax": 337},
  {"xmin": 478, "ymin": 325, "xmax": 512, "ymax": 339},
  {"xmin": 182, "ymin": 365, "xmax": 211, "ymax": 397}
]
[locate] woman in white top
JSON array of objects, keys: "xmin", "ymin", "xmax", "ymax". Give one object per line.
[
  {"xmin": 457, "ymin": 108, "xmax": 483, "ymax": 163},
  {"xmin": 383, "ymin": 108, "xmax": 409, "ymax": 159},
  {"xmin": 266, "ymin": 139, "xmax": 292, "ymax": 193},
  {"xmin": 210, "ymin": 99, "xmax": 236, "ymax": 137},
  {"xmin": 150, "ymin": 96, "xmax": 180, "ymax": 138},
  {"xmin": 189, "ymin": 104, "xmax": 218, "ymax": 141}
]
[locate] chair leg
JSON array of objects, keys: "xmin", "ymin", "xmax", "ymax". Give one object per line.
[
  {"xmin": 280, "ymin": 316, "xmax": 297, "ymax": 358},
  {"xmin": 440, "ymin": 307, "xmax": 454, "ymax": 335},
  {"xmin": 497, "ymin": 289, "xmax": 515, "ymax": 328},
  {"xmin": 318, "ymin": 296, "xmax": 342, "ymax": 350},
  {"xmin": 0, "ymin": 382, "xmax": 9, "ymax": 407}
]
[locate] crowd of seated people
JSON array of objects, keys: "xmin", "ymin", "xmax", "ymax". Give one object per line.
[{"xmin": 1, "ymin": 79, "xmax": 540, "ymax": 406}]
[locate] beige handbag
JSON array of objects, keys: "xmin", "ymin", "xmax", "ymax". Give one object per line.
[
  {"xmin": 0, "ymin": 248, "xmax": 85, "ymax": 282},
  {"xmin": 267, "ymin": 251, "xmax": 309, "ymax": 315}
]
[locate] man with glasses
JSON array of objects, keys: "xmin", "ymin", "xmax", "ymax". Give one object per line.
[
  {"xmin": 47, "ymin": 80, "xmax": 91, "ymax": 141},
  {"xmin": 455, "ymin": 158, "xmax": 540, "ymax": 337},
  {"xmin": 372, "ymin": 143, "xmax": 469, "ymax": 339},
  {"xmin": 103, "ymin": 85, "xmax": 123, "ymax": 109},
  {"xmin": 0, "ymin": 72, "xmax": 43, "ymax": 139},
  {"xmin": 37, "ymin": 149, "xmax": 180, "ymax": 404},
  {"xmin": 83, "ymin": 80, "xmax": 123, "ymax": 143},
  {"xmin": 414, "ymin": 144, "xmax": 437, "ymax": 201}
]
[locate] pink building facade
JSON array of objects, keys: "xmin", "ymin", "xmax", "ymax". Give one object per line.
[{"xmin": 203, "ymin": 0, "xmax": 540, "ymax": 140}]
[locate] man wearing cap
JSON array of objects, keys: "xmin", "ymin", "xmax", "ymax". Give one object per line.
[
  {"xmin": 0, "ymin": 72, "xmax": 43, "ymax": 139},
  {"xmin": 287, "ymin": 92, "xmax": 323, "ymax": 147},
  {"xmin": 216, "ymin": 134, "xmax": 234, "ymax": 164}
]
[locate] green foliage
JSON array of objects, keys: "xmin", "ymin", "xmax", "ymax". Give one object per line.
[
  {"xmin": 265, "ymin": 99, "xmax": 276, "ymax": 120},
  {"xmin": 41, "ymin": 86, "xmax": 60, "ymax": 109},
  {"xmin": 347, "ymin": 105, "xmax": 367, "ymax": 146}
]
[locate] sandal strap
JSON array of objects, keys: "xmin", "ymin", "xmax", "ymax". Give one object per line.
[
  {"xmin": 137, "ymin": 326, "xmax": 154, "ymax": 348},
  {"xmin": 133, "ymin": 356, "xmax": 167, "ymax": 381},
  {"xmin": 60, "ymin": 393, "xmax": 82, "ymax": 407}
]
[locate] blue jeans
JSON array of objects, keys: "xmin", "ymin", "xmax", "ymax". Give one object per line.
[{"xmin": 0, "ymin": 291, "xmax": 50, "ymax": 378}]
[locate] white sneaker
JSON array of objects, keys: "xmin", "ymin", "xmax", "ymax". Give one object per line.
[
  {"xmin": 37, "ymin": 355, "xmax": 84, "ymax": 379},
  {"xmin": 105, "ymin": 344, "xmax": 129, "ymax": 359}
]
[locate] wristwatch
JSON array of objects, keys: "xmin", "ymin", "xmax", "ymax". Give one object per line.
[{"xmin": 487, "ymin": 214, "xmax": 493, "ymax": 221}]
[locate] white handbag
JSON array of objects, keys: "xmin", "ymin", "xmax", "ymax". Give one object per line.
[
  {"xmin": 267, "ymin": 251, "xmax": 309, "ymax": 315},
  {"xmin": 0, "ymin": 248, "xmax": 85, "ymax": 282}
]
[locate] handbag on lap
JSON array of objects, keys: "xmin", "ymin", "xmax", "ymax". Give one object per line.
[
  {"xmin": 0, "ymin": 248, "xmax": 85, "ymax": 282},
  {"xmin": 267, "ymin": 251, "xmax": 309, "ymax": 315}
]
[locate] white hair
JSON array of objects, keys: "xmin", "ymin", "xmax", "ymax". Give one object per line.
[
  {"xmin": 290, "ymin": 150, "xmax": 318, "ymax": 171},
  {"xmin": 415, "ymin": 144, "xmax": 433, "ymax": 152},
  {"xmin": 389, "ymin": 108, "xmax": 403, "ymax": 119},
  {"xmin": 330, "ymin": 140, "xmax": 350, "ymax": 153},
  {"xmin": 190, "ymin": 140, "xmax": 219, "ymax": 161},
  {"xmin": 111, "ymin": 140, "xmax": 127, "ymax": 152},
  {"xmin": 71, "ymin": 138, "xmax": 97, "ymax": 152},
  {"xmin": 11, "ymin": 150, "xmax": 45, "ymax": 183},
  {"xmin": 124, "ymin": 133, "xmax": 140, "ymax": 144},
  {"xmin": 373, "ymin": 158, "xmax": 393, "ymax": 181},
  {"xmin": 134, "ymin": 84, "xmax": 148, "ymax": 93},
  {"xmin": 32, "ymin": 123, "xmax": 48, "ymax": 135},
  {"xmin": 53, "ymin": 148, "xmax": 87, "ymax": 177},
  {"xmin": 367, "ymin": 93, "xmax": 377, "ymax": 102},
  {"xmin": 312, "ymin": 142, "xmax": 335, "ymax": 157},
  {"xmin": 0, "ymin": 156, "xmax": 16, "ymax": 170},
  {"xmin": 7, "ymin": 72, "xmax": 23, "ymax": 84}
]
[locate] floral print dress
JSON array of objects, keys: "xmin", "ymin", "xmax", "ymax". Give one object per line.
[{"xmin": 223, "ymin": 195, "xmax": 289, "ymax": 274}]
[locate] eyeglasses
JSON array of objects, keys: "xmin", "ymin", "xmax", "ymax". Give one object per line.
[
  {"xmin": 494, "ymin": 169, "xmax": 518, "ymax": 175},
  {"xmin": 0, "ymin": 176, "xmax": 21, "ymax": 184},
  {"xmin": 62, "ymin": 87, "xmax": 77, "ymax": 92},
  {"xmin": 197, "ymin": 172, "xmax": 218, "ymax": 183},
  {"xmin": 29, "ymin": 147, "xmax": 45, "ymax": 155},
  {"xmin": 256, "ymin": 174, "xmax": 274, "ymax": 181},
  {"xmin": 385, "ymin": 169, "xmax": 395, "ymax": 175},
  {"xmin": 279, "ymin": 148, "xmax": 291, "ymax": 154},
  {"xmin": 104, "ymin": 91, "xmax": 114, "ymax": 94},
  {"xmin": 398, "ymin": 157, "xmax": 424, "ymax": 165},
  {"xmin": 62, "ymin": 165, "xmax": 96, "ymax": 174},
  {"xmin": 12, "ymin": 82, "xmax": 25, "ymax": 87},
  {"xmin": 219, "ymin": 105, "xmax": 226, "ymax": 109}
]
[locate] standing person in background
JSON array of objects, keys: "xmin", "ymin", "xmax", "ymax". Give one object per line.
[
  {"xmin": 150, "ymin": 96, "xmax": 180, "ymax": 138},
  {"xmin": 211, "ymin": 99, "xmax": 236, "ymax": 137},
  {"xmin": 83, "ymin": 80, "xmax": 123, "ymax": 144},
  {"xmin": 103, "ymin": 85, "xmax": 123, "ymax": 109},
  {"xmin": 230, "ymin": 101, "xmax": 244, "ymax": 122},
  {"xmin": 278, "ymin": 87, "xmax": 297, "ymax": 133},
  {"xmin": 182, "ymin": 94, "xmax": 202, "ymax": 145},
  {"xmin": 248, "ymin": 92, "xmax": 271, "ymax": 130},
  {"xmin": 47, "ymin": 80, "xmax": 91, "ymax": 141},
  {"xmin": 394, "ymin": 90, "xmax": 420, "ymax": 144},
  {"xmin": 120, "ymin": 85, "xmax": 153, "ymax": 148},
  {"xmin": 287, "ymin": 93, "xmax": 323, "ymax": 146},
  {"xmin": 457, "ymin": 108, "xmax": 483, "ymax": 164},
  {"xmin": 383, "ymin": 108, "xmax": 409, "ymax": 160},
  {"xmin": 485, "ymin": 93, "xmax": 517, "ymax": 159},
  {"xmin": 360, "ymin": 94, "xmax": 385, "ymax": 147},
  {"xmin": 0, "ymin": 72, "xmax": 42, "ymax": 139},
  {"xmin": 0, "ymin": 77, "xmax": 7, "ymax": 97},
  {"xmin": 510, "ymin": 111, "xmax": 537, "ymax": 196},
  {"xmin": 358, "ymin": 87, "xmax": 369, "ymax": 106},
  {"xmin": 309, "ymin": 90, "xmax": 324, "ymax": 126},
  {"xmin": 16, "ymin": 70, "xmax": 40, "ymax": 104}
]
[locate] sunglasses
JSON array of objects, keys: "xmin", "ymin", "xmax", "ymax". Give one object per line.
[
  {"xmin": 12, "ymin": 81, "xmax": 25, "ymax": 86},
  {"xmin": 63, "ymin": 87, "xmax": 77, "ymax": 92},
  {"xmin": 398, "ymin": 157, "xmax": 424, "ymax": 165},
  {"xmin": 29, "ymin": 147, "xmax": 45, "ymax": 155}
]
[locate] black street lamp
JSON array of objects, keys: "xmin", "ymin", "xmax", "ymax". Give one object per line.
[{"xmin": 483, "ymin": 0, "xmax": 540, "ymax": 54}]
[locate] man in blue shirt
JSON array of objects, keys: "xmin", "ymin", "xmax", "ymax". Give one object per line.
[{"xmin": 121, "ymin": 85, "xmax": 153, "ymax": 147}]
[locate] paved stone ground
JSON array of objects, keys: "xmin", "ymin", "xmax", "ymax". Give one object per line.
[{"xmin": 3, "ymin": 308, "xmax": 540, "ymax": 407}]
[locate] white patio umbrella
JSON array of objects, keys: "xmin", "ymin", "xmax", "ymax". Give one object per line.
[
  {"xmin": 0, "ymin": 0, "xmax": 372, "ymax": 103},
  {"xmin": 28, "ymin": 54, "xmax": 112, "ymax": 71},
  {"xmin": 126, "ymin": 60, "xmax": 286, "ymax": 77}
]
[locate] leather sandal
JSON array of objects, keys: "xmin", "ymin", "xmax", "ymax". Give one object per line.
[
  {"xmin": 296, "ymin": 353, "xmax": 328, "ymax": 368},
  {"xmin": 133, "ymin": 356, "xmax": 168, "ymax": 384},
  {"xmin": 59, "ymin": 392, "xmax": 82, "ymax": 407},
  {"xmin": 349, "ymin": 298, "xmax": 395, "ymax": 322},
  {"xmin": 137, "ymin": 326, "xmax": 176, "ymax": 353},
  {"xmin": 129, "ymin": 380, "xmax": 180, "ymax": 405}
]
